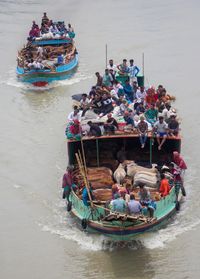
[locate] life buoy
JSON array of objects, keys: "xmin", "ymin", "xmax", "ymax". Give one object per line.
[
  {"xmin": 67, "ymin": 201, "xmax": 72, "ymax": 212},
  {"xmin": 81, "ymin": 218, "xmax": 87, "ymax": 230}
]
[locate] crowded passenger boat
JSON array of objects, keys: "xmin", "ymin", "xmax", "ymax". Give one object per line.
[
  {"xmin": 63, "ymin": 58, "xmax": 187, "ymax": 240},
  {"xmin": 16, "ymin": 13, "xmax": 78, "ymax": 86}
]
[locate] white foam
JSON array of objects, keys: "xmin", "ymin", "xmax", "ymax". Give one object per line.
[
  {"xmin": 39, "ymin": 223, "xmax": 105, "ymax": 251},
  {"xmin": 13, "ymin": 184, "xmax": 22, "ymax": 189},
  {"xmin": 2, "ymin": 68, "xmax": 92, "ymax": 91}
]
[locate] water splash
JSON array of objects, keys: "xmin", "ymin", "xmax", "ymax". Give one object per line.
[{"xmin": 1, "ymin": 68, "xmax": 92, "ymax": 91}]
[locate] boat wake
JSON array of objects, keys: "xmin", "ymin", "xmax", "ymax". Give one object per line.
[
  {"xmin": 12, "ymin": 163, "xmax": 197, "ymax": 252},
  {"xmin": 1, "ymin": 68, "xmax": 92, "ymax": 91}
]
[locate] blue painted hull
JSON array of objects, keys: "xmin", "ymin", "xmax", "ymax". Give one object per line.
[{"xmin": 16, "ymin": 54, "xmax": 78, "ymax": 85}]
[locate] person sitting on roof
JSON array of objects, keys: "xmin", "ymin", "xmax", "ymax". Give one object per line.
[
  {"xmin": 145, "ymin": 87, "xmax": 157, "ymax": 107},
  {"xmin": 137, "ymin": 115, "xmax": 148, "ymax": 148},
  {"xmin": 124, "ymin": 110, "xmax": 135, "ymax": 131},
  {"xmin": 95, "ymin": 72, "xmax": 103, "ymax": 87},
  {"xmin": 40, "ymin": 22, "xmax": 49, "ymax": 34},
  {"xmin": 123, "ymin": 79, "xmax": 134, "ymax": 102},
  {"xmin": 104, "ymin": 113, "xmax": 118, "ymax": 134},
  {"xmin": 153, "ymin": 115, "xmax": 168, "ymax": 150},
  {"xmin": 80, "ymin": 93, "xmax": 90, "ymax": 115},
  {"xmin": 69, "ymin": 119, "xmax": 81, "ymax": 137},
  {"xmin": 136, "ymin": 86, "xmax": 146, "ymax": 102},
  {"xmin": 111, "ymin": 193, "xmax": 127, "ymax": 213},
  {"xmin": 168, "ymin": 114, "xmax": 179, "ymax": 136},
  {"xmin": 102, "ymin": 69, "xmax": 113, "ymax": 88},
  {"xmin": 87, "ymin": 121, "xmax": 102, "ymax": 137},
  {"xmin": 145, "ymin": 103, "xmax": 158, "ymax": 126},
  {"xmin": 159, "ymin": 173, "xmax": 170, "ymax": 197},
  {"xmin": 92, "ymin": 94, "xmax": 104, "ymax": 114},
  {"xmin": 68, "ymin": 106, "xmax": 82, "ymax": 122},
  {"xmin": 136, "ymin": 102, "xmax": 145, "ymax": 115},
  {"xmin": 101, "ymin": 93, "xmax": 113, "ymax": 115},
  {"xmin": 117, "ymin": 59, "xmax": 129, "ymax": 75},
  {"xmin": 128, "ymin": 194, "xmax": 142, "ymax": 215}
]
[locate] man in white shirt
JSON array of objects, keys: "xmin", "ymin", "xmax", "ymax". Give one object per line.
[
  {"xmin": 107, "ymin": 59, "xmax": 117, "ymax": 74},
  {"xmin": 153, "ymin": 116, "xmax": 168, "ymax": 150},
  {"xmin": 68, "ymin": 106, "xmax": 82, "ymax": 122}
]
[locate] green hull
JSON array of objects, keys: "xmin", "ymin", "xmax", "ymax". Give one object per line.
[{"xmin": 69, "ymin": 187, "xmax": 180, "ymax": 241}]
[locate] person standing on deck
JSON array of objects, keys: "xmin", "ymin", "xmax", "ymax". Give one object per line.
[
  {"xmin": 129, "ymin": 59, "xmax": 140, "ymax": 85},
  {"xmin": 117, "ymin": 59, "xmax": 129, "ymax": 75},
  {"xmin": 153, "ymin": 116, "xmax": 168, "ymax": 150},
  {"xmin": 107, "ymin": 59, "xmax": 117, "ymax": 74},
  {"xmin": 173, "ymin": 151, "xmax": 187, "ymax": 179},
  {"xmin": 137, "ymin": 115, "xmax": 148, "ymax": 148},
  {"xmin": 62, "ymin": 165, "xmax": 76, "ymax": 202}
]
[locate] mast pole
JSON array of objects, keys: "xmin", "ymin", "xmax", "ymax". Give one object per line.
[
  {"xmin": 142, "ymin": 52, "xmax": 144, "ymax": 76},
  {"xmin": 105, "ymin": 44, "xmax": 108, "ymax": 68}
]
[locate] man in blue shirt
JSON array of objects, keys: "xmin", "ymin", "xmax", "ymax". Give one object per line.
[{"xmin": 129, "ymin": 59, "xmax": 140, "ymax": 85}]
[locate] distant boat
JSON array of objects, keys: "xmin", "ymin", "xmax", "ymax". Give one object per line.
[{"xmin": 16, "ymin": 17, "xmax": 78, "ymax": 87}]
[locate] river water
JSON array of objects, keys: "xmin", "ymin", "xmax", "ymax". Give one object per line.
[{"xmin": 0, "ymin": 0, "xmax": 200, "ymax": 278}]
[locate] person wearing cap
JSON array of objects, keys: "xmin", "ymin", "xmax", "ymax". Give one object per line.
[
  {"xmin": 153, "ymin": 116, "xmax": 168, "ymax": 150},
  {"xmin": 168, "ymin": 114, "xmax": 179, "ymax": 136},
  {"xmin": 111, "ymin": 193, "xmax": 127, "ymax": 213},
  {"xmin": 62, "ymin": 165, "xmax": 76, "ymax": 202},
  {"xmin": 137, "ymin": 115, "xmax": 148, "ymax": 148}
]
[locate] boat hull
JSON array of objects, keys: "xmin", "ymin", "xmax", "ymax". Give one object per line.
[
  {"xmin": 69, "ymin": 187, "xmax": 180, "ymax": 241},
  {"xmin": 16, "ymin": 54, "xmax": 78, "ymax": 86}
]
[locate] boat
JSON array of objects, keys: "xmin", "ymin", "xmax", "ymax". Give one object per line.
[
  {"xmin": 16, "ymin": 15, "xmax": 78, "ymax": 87},
  {"xmin": 64, "ymin": 65, "xmax": 185, "ymax": 241}
]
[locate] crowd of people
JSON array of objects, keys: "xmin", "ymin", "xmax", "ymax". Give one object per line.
[
  {"xmin": 28, "ymin": 12, "xmax": 75, "ymax": 41},
  {"xmin": 66, "ymin": 58, "xmax": 179, "ymax": 151},
  {"xmin": 17, "ymin": 13, "xmax": 76, "ymax": 71}
]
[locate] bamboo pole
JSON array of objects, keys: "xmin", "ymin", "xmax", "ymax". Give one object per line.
[{"xmin": 75, "ymin": 153, "xmax": 94, "ymax": 208}]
